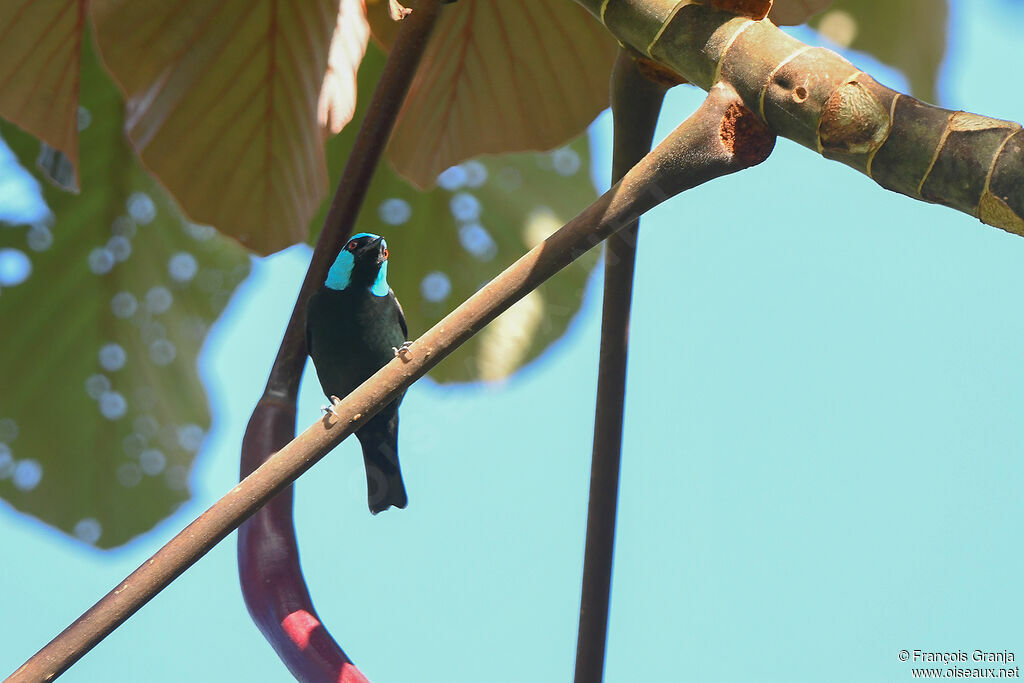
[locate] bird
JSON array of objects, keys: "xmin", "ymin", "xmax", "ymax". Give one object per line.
[{"xmin": 305, "ymin": 232, "xmax": 409, "ymax": 514}]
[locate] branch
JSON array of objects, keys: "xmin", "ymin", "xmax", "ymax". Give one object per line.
[
  {"xmin": 7, "ymin": 82, "xmax": 774, "ymax": 683},
  {"xmin": 575, "ymin": 0, "xmax": 1024, "ymax": 237},
  {"xmin": 574, "ymin": 48, "xmax": 669, "ymax": 683}
]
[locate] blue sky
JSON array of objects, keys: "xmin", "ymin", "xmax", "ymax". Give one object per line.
[{"xmin": 3, "ymin": 2, "xmax": 1024, "ymax": 681}]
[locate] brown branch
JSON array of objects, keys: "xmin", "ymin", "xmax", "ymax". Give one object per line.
[
  {"xmin": 575, "ymin": 0, "xmax": 1024, "ymax": 237},
  {"xmin": 574, "ymin": 48, "xmax": 669, "ymax": 683},
  {"xmin": 7, "ymin": 82, "xmax": 774, "ymax": 683},
  {"xmin": 238, "ymin": 2, "xmax": 443, "ymax": 683}
]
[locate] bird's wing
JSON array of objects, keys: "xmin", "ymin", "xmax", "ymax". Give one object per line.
[{"xmin": 393, "ymin": 291, "xmax": 408, "ymax": 339}]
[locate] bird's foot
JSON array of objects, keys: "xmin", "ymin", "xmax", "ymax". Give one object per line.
[
  {"xmin": 393, "ymin": 341, "xmax": 413, "ymax": 361},
  {"xmin": 320, "ymin": 395, "xmax": 343, "ymax": 416}
]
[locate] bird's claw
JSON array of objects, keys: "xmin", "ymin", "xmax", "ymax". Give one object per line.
[
  {"xmin": 321, "ymin": 395, "xmax": 343, "ymax": 417},
  {"xmin": 393, "ymin": 341, "xmax": 413, "ymax": 361}
]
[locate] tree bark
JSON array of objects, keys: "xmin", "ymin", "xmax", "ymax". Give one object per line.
[{"xmin": 574, "ymin": 0, "xmax": 1024, "ymax": 237}]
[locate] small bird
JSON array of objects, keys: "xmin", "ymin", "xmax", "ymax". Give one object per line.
[{"xmin": 306, "ymin": 232, "xmax": 409, "ymax": 514}]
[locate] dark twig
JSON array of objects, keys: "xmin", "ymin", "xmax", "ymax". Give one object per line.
[
  {"xmin": 574, "ymin": 49, "xmax": 670, "ymax": 683},
  {"xmin": 8, "ymin": 84, "xmax": 774, "ymax": 683},
  {"xmin": 239, "ymin": 2, "xmax": 443, "ymax": 682}
]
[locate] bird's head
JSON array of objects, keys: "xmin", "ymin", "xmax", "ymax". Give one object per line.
[{"xmin": 324, "ymin": 232, "xmax": 391, "ymax": 296}]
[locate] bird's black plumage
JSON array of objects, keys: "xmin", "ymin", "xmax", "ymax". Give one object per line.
[{"xmin": 305, "ymin": 233, "xmax": 409, "ymax": 514}]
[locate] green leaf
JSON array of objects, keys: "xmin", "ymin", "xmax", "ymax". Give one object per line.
[
  {"xmin": 810, "ymin": 0, "xmax": 948, "ymax": 104},
  {"xmin": 0, "ymin": 41, "xmax": 250, "ymax": 549},
  {"xmin": 311, "ymin": 45, "xmax": 600, "ymax": 384}
]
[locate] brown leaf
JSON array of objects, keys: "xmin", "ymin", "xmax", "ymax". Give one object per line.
[
  {"xmin": 769, "ymin": 0, "xmax": 833, "ymax": 25},
  {"xmin": 90, "ymin": 0, "xmax": 345, "ymax": 254},
  {"xmin": 374, "ymin": 0, "xmax": 617, "ymax": 188},
  {"xmin": 318, "ymin": 0, "xmax": 371, "ymax": 135},
  {"xmin": 0, "ymin": 0, "xmax": 85, "ymax": 177}
]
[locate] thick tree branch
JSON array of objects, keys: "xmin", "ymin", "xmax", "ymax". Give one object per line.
[
  {"xmin": 575, "ymin": 0, "xmax": 1024, "ymax": 237},
  {"xmin": 574, "ymin": 48, "xmax": 669, "ymax": 683},
  {"xmin": 8, "ymin": 83, "xmax": 774, "ymax": 683}
]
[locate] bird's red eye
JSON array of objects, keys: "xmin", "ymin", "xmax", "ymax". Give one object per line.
[
  {"xmin": 346, "ymin": 240, "xmax": 358, "ymax": 251},
  {"xmin": 382, "ymin": 247, "xmax": 389, "ymax": 260}
]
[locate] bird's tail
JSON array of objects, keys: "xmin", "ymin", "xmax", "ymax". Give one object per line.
[{"xmin": 358, "ymin": 436, "xmax": 408, "ymax": 514}]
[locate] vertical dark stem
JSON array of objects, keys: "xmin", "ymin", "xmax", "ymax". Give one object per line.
[{"xmin": 574, "ymin": 50, "xmax": 670, "ymax": 683}]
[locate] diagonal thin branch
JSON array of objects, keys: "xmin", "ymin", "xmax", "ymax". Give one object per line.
[
  {"xmin": 7, "ymin": 82, "xmax": 775, "ymax": 683},
  {"xmin": 574, "ymin": 48, "xmax": 670, "ymax": 683}
]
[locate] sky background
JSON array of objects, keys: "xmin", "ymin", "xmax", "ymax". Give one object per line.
[{"xmin": 2, "ymin": 2, "xmax": 1024, "ymax": 681}]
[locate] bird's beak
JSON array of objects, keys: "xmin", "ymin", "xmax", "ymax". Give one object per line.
[
  {"xmin": 370, "ymin": 236, "xmax": 387, "ymax": 264},
  {"xmin": 354, "ymin": 236, "xmax": 386, "ymax": 262}
]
